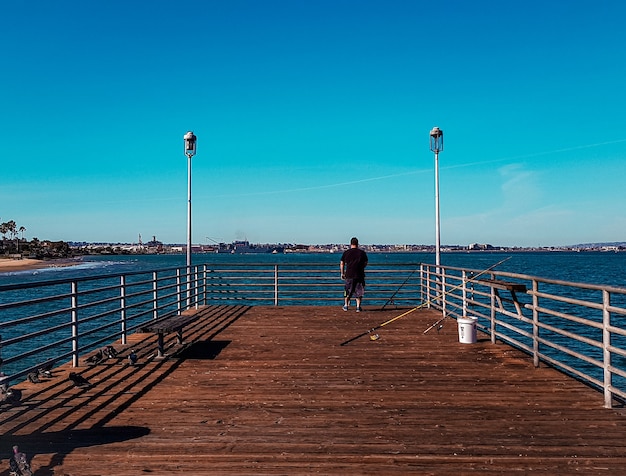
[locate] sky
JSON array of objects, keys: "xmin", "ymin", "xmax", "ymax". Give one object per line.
[{"xmin": 1, "ymin": 0, "xmax": 625, "ymax": 248}]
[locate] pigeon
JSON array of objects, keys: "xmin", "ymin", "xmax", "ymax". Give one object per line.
[
  {"xmin": 38, "ymin": 363, "xmax": 53, "ymax": 378},
  {"xmin": 104, "ymin": 345, "xmax": 118, "ymax": 359},
  {"xmin": 9, "ymin": 445, "xmax": 32, "ymax": 476},
  {"xmin": 85, "ymin": 349, "xmax": 104, "ymax": 365},
  {"xmin": 27, "ymin": 372, "xmax": 41, "ymax": 384},
  {"xmin": 0, "ymin": 386, "xmax": 22, "ymax": 405},
  {"xmin": 128, "ymin": 350, "xmax": 138, "ymax": 366},
  {"xmin": 9, "ymin": 455, "xmax": 20, "ymax": 475},
  {"xmin": 68, "ymin": 372, "xmax": 92, "ymax": 388},
  {"xmin": 0, "ymin": 373, "xmax": 21, "ymax": 405}
]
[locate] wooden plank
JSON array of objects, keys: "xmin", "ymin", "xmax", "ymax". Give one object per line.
[{"xmin": 2, "ymin": 304, "xmax": 626, "ymax": 475}]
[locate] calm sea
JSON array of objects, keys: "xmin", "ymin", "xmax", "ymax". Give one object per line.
[{"xmin": 1, "ymin": 251, "xmax": 625, "ymax": 287}]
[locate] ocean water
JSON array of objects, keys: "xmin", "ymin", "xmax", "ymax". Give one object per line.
[{"xmin": 2, "ymin": 251, "xmax": 625, "ymax": 287}]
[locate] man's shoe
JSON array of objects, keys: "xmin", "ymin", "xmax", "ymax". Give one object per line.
[
  {"xmin": 356, "ymin": 307, "xmax": 362, "ymax": 313},
  {"xmin": 342, "ymin": 305, "xmax": 349, "ymax": 311}
]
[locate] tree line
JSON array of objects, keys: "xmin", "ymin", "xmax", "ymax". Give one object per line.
[{"xmin": 1, "ymin": 219, "xmax": 71, "ymax": 259}]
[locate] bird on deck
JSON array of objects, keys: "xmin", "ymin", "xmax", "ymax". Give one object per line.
[
  {"xmin": 1, "ymin": 373, "xmax": 21, "ymax": 405},
  {"xmin": 27, "ymin": 372, "xmax": 41, "ymax": 384},
  {"xmin": 128, "ymin": 350, "xmax": 138, "ymax": 366},
  {"xmin": 68, "ymin": 372, "xmax": 92, "ymax": 388},
  {"xmin": 9, "ymin": 445, "xmax": 32, "ymax": 476},
  {"xmin": 38, "ymin": 363, "xmax": 53, "ymax": 378},
  {"xmin": 85, "ymin": 349, "xmax": 104, "ymax": 366},
  {"xmin": 104, "ymin": 345, "xmax": 118, "ymax": 359},
  {"xmin": 0, "ymin": 385, "xmax": 22, "ymax": 405}
]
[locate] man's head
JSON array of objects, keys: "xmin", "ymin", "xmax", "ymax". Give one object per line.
[{"xmin": 350, "ymin": 237, "xmax": 359, "ymax": 247}]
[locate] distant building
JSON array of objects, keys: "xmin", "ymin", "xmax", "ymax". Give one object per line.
[{"xmin": 468, "ymin": 243, "xmax": 494, "ymax": 251}]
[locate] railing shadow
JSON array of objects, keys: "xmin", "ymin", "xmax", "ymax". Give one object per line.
[
  {"xmin": 0, "ymin": 304, "xmax": 249, "ymax": 475},
  {"xmin": 0, "ymin": 426, "xmax": 151, "ymax": 476}
]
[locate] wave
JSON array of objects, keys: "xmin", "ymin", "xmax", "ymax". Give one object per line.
[{"xmin": 0, "ymin": 259, "xmax": 132, "ymax": 279}]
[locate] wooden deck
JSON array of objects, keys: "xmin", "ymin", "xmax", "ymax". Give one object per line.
[{"xmin": 2, "ymin": 304, "xmax": 626, "ymax": 475}]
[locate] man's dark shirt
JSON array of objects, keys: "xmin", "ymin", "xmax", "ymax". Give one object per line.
[{"xmin": 341, "ymin": 248, "xmax": 368, "ymax": 279}]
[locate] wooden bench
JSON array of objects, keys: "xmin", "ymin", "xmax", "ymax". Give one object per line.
[
  {"xmin": 477, "ymin": 278, "xmax": 527, "ymax": 317},
  {"xmin": 140, "ymin": 312, "xmax": 198, "ymax": 358}
]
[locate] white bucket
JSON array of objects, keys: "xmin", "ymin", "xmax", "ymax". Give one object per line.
[{"xmin": 457, "ymin": 317, "xmax": 477, "ymax": 344}]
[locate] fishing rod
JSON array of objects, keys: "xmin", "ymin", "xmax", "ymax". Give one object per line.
[
  {"xmin": 422, "ymin": 256, "xmax": 511, "ymax": 333},
  {"xmin": 340, "ymin": 256, "xmax": 512, "ymax": 346},
  {"xmin": 380, "ymin": 267, "xmax": 419, "ymax": 310}
]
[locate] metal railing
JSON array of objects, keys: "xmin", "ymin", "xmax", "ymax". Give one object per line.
[
  {"xmin": 0, "ymin": 262, "xmax": 421, "ymax": 387},
  {"xmin": 0, "ymin": 266, "xmax": 194, "ymax": 386},
  {"xmin": 2, "ymin": 261, "xmax": 626, "ymax": 408},
  {"xmin": 421, "ymin": 263, "xmax": 626, "ymax": 408},
  {"xmin": 202, "ymin": 262, "xmax": 421, "ymax": 306}
]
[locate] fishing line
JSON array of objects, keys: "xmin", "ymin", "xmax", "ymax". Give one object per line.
[
  {"xmin": 380, "ymin": 267, "xmax": 419, "ymax": 310},
  {"xmin": 340, "ymin": 256, "xmax": 512, "ymax": 346}
]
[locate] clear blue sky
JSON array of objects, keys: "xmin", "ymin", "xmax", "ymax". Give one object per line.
[{"xmin": 2, "ymin": 0, "xmax": 625, "ymax": 247}]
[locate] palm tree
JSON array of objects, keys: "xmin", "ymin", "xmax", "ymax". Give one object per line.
[
  {"xmin": 0, "ymin": 221, "xmax": 8, "ymax": 251},
  {"xmin": 6, "ymin": 220, "xmax": 17, "ymax": 254},
  {"xmin": 7, "ymin": 220, "xmax": 16, "ymax": 238},
  {"xmin": 17, "ymin": 226, "xmax": 26, "ymax": 253}
]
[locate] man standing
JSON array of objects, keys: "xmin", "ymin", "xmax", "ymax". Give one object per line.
[{"xmin": 340, "ymin": 237, "xmax": 368, "ymax": 312}]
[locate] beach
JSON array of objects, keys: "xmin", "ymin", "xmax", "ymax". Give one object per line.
[{"xmin": 0, "ymin": 257, "xmax": 82, "ymax": 272}]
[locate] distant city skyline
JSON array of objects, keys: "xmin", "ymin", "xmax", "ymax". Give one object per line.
[
  {"xmin": 67, "ymin": 238, "xmax": 626, "ymax": 251},
  {"xmin": 2, "ymin": 1, "xmax": 625, "ymax": 248}
]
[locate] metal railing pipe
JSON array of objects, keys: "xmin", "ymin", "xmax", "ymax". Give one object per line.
[
  {"xmin": 120, "ymin": 275, "xmax": 128, "ymax": 345},
  {"xmin": 603, "ymin": 289, "xmax": 612, "ymax": 408},
  {"xmin": 71, "ymin": 280, "xmax": 79, "ymax": 367}
]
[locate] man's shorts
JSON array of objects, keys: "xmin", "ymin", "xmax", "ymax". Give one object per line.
[{"xmin": 344, "ymin": 278, "xmax": 365, "ymax": 299}]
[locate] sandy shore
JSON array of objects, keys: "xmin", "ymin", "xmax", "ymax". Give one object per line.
[{"xmin": 0, "ymin": 258, "xmax": 83, "ymax": 272}]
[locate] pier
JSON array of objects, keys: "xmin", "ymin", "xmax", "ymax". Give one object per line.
[{"xmin": 3, "ymin": 304, "xmax": 626, "ymax": 475}]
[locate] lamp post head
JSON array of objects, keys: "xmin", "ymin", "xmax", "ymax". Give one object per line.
[
  {"xmin": 184, "ymin": 131, "xmax": 197, "ymax": 158},
  {"xmin": 429, "ymin": 126, "xmax": 443, "ymax": 153}
]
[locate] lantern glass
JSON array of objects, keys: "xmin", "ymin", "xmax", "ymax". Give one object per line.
[
  {"xmin": 184, "ymin": 131, "xmax": 197, "ymax": 157},
  {"xmin": 429, "ymin": 127, "xmax": 443, "ymax": 153}
]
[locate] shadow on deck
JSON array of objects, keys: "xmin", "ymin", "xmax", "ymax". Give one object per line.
[{"xmin": 2, "ymin": 304, "xmax": 626, "ymax": 475}]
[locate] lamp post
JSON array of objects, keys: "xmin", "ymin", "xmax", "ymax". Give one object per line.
[
  {"xmin": 184, "ymin": 131, "xmax": 197, "ymax": 308},
  {"xmin": 429, "ymin": 126, "xmax": 443, "ymax": 269}
]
